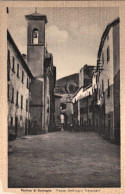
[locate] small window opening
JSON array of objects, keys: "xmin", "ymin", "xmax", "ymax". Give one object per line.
[
  {"xmin": 107, "ymin": 79, "xmax": 110, "ymax": 97},
  {"xmin": 12, "ymin": 57, "xmax": 15, "ymax": 72},
  {"xmin": 32, "ymin": 28, "xmax": 39, "ymax": 44},
  {"xmin": 22, "ymin": 71, "xmax": 24, "ymax": 83},
  {"xmin": 26, "ymin": 99, "xmax": 28, "ymax": 112},
  {"xmin": 107, "ymin": 46, "xmax": 110, "ymax": 62},
  {"xmin": 27, "ymin": 77, "xmax": 29, "ymax": 89},
  {"xmin": 21, "ymin": 95, "xmax": 23, "ymax": 109},
  {"xmin": 11, "ymin": 88, "xmax": 14, "ymax": 103},
  {"xmin": 16, "ymin": 91, "xmax": 19, "ymax": 107},
  {"xmin": 17, "ymin": 64, "xmax": 19, "ymax": 78}
]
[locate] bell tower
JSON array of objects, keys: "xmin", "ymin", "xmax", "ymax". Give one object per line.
[
  {"xmin": 25, "ymin": 12, "xmax": 47, "ymax": 78},
  {"xmin": 25, "ymin": 12, "xmax": 48, "ymax": 134}
]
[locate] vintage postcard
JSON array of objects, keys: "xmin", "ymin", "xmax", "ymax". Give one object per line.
[{"xmin": 0, "ymin": 1, "xmax": 125, "ymax": 194}]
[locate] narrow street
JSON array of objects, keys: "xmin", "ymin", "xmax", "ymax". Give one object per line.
[{"xmin": 8, "ymin": 131, "xmax": 120, "ymax": 188}]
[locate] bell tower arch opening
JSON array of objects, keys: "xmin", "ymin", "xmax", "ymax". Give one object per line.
[{"xmin": 32, "ymin": 28, "xmax": 39, "ymax": 44}]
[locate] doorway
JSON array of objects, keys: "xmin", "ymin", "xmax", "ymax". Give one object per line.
[
  {"xmin": 25, "ymin": 119, "xmax": 28, "ymax": 135},
  {"xmin": 15, "ymin": 117, "xmax": 18, "ymax": 135}
]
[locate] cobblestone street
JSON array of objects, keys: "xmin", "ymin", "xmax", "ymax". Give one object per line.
[{"xmin": 8, "ymin": 131, "xmax": 120, "ymax": 188}]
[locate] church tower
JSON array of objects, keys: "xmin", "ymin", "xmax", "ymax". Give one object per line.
[
  {"xmin": 25, "ymin": 12, "xmax": 48, "ymax": 134},
  {"xmin": 25, "ymin": 12, "xmax": 47, "ymax": 78}
]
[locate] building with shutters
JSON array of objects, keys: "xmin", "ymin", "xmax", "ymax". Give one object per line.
[
  {"xmin": 7, "ymin": 30, "xmax": 33, "ymax": 138},
  {"xmin": 72, "ymin": 71, "xmax": 97, "ymax": 129},
  {"xmin": 96, "ymin": 17, "xmax": 120, "ymax": 143},
  {"xmin": 72, "ymin": 17, "xmax": 120, "ymax": 143}
]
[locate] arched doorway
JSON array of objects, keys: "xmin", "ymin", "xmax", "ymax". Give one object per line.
[{"xmin": 60, "ymin": 113, "xmax": 67, "ymax": 131}]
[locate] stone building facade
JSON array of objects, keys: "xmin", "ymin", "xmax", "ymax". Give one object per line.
[
  {"xmin": 73, "ymin": 63, "xmax": 95, "ymax": 126},
  {"xmin": 79, "ymin": 64, "xmax": 93, "ymax": 88},
  {"xmin": 54, "ymin": 95, "xmax": 62, "ymax": 127},
  {"xmin": 44, "ymin": 52, "xmax": 56, "ymax": 132},
  {"xmin": 96, "ymin": 17, "xmax": 120, "ymax": 143},
  {"xmin": 7, "ymin": 30, "xmax": 33, "ymax": 138},
  {"xmin": 72, "ymin": 18, "xmax": 120, "ymax": 143},
  {"xmin": 72, "ymin": 74, "xmax": 97, "ymax": 129}
]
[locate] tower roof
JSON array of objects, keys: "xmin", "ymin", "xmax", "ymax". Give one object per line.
[{"xmin": 25, "ymin": 12, "xmax": 48, "ymax": 23}]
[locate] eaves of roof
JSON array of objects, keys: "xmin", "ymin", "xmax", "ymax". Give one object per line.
[
  {"xmin": 97, "ymin": 17, "xmax": 120, "ymax": 61},
  {"xmin": 7, "ymin": 30, "xmax": 33, "ymax": 78}
]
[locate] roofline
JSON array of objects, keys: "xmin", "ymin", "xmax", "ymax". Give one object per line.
[
  {"xmin": 97, "ymin": 17, "xmax": 120, "ymax": 62},
  {"xmin": 72, "ymin": 86, "xmax": 83, "ymax": 98},
  {"xmin": 25, "ymin": 14, "xmax": 48, "ymax": 23},
  {"xmin": 80, "ymin": 64, "xmax": 94, "ymax": 71},
  {"xmin": 54, "ymin": 94, "xmax": 63, "ymax": 98},
  {"xmin": 83, "ymin": 84, "xmax": 92, "ymax": 91},
  {"xmin": 7, "ymin": 30, "xmax": 33, "ymax": 78},
  {"xmin": 72, "ymin": 84, "xmax": 92, "ymax": 99}
]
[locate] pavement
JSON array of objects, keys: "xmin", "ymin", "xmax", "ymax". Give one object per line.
[{"xmin": 8, "ymin": 131, "xmax": 120, "ymax": 188}]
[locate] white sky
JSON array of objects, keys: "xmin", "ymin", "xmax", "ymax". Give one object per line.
[{"xmin": 7, "ymin": 7, "xmax": 119, "ymax": 79}]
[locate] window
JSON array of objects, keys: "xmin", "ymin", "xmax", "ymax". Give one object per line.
[
  {"xmin": 60, "ymin": 103, "xmax": 66, "ymax": 110},
  {"xmin": 26, "ymin": 99, "xmax": 28, "ymax": 111},
  {"xmin": 89, "ymin": 105, "xmax": 93, "ymax": 112},
  {"xmin": 27, "ymin": 77, "xmax": 29, "ymax": 89},
  {"xmin": 11, "ymin": 88, "xmax": 14, "ymax": 103},
  {"xmin": 47, "ymin": 107, "xmax": 49, "ymax": 113},
  {"xmin": 107, "ymin": 47, "xmax": 110, "ymax": 62},
  {"xmin": 80, "ymin": 107, "xmax": 84, "ymax": 114},
  {"xmin": 107, "ymin": 79, "xmax": 110, "ymax": 97},
  {"xmin": 17, "ymin": 64, "xmax": 19, "ymax": 78},
  {"xmin": 32, "ymin": 28, "xmax": 39, "ymax": 44},
  {"xmin": 11, "ymin": 117, "xmax": 13, "ymax": 126},
  {"xmin": 80, "ymin": 118, "xmax": 83, "ymax": 125},
  {"xmin": 16, "ymin": 91, "xmax": 19, "ymax": 106},
  {"xmin": 97, "ymin": 73, "xmax": 99, "ymax": 83},
  {"xmin": 47, "ymin": 98, "xmax": 49, "ymax": 104},
  {"xmin": 7, "ymin": 50, "xmax": 10, "ymax": 81},
  {"xmin": 8, "ymin": 84, "xmax": 10, "ymax": 101},
  {"xmin": 85, "ymin": 106, "xmax": 87, "ymax": 114},
  {"xmin": 108, "ymin": 113, "xmax": 111, "ymax": 119},
  {"xmin": 8, "ymin": 50, "xmax": 10, "ymax": 66},
  {"xmin": 21, "ymin": 95, "xmax": 23, "ymax": 109},
  {"xmin": 12, "ymin": 57, "xmax": 15, "ymax": 72},
  {"xmin": 102, "ymin": 80, "xmax": 104, "ymax": 93},
  {"xmin": 22, "ymin": 71, "xmax": 24, "ymax": 83}
]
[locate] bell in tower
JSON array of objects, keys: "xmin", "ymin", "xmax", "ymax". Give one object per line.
[{"xmin": 32, "ymin": 28, "xmax": 39, "ymax": 44}]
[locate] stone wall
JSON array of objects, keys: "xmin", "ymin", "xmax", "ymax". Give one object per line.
[
  {"xmin": 29, "ymin": 78, "xmax": 43, "ymax": 134},
  {"xmin": 8, "ymin": 37, "xmax": 31, "ymax": 138}
]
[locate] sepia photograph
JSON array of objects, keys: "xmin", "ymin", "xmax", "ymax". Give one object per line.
[{"xmin": 6, "ymin": 5, "xmax": 120, "ymax": 189}]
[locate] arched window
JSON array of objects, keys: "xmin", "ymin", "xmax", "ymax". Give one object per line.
[{"xmin": 32, "ymin": 28, "xmax": 39, "ymax": 44}]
